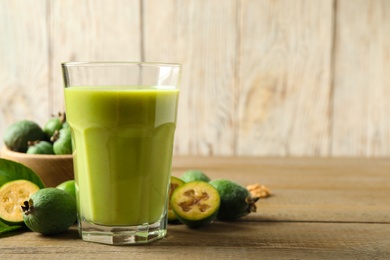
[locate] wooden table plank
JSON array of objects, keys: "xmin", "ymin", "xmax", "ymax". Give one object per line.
[
  {"xmin": 1, "ymin": 156, "xmax": 389, "ymax": 258},
  {"xmin": 1, "ymin": 222, "xmax": 389, "ymax": 259},
  {"xmin": 172, "ymin": 156, "xmax": 390, "ymax": 223}
]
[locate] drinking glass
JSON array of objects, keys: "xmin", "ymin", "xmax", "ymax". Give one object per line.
[{"xmin": 62, "ymin": 62, "xmax": 181, "ymax": 245}]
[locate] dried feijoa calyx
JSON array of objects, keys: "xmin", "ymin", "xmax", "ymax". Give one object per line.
[
  {"xmin": 168, "ymin": 176, "xmax": 185, "ymax": 223},
  {"xmin": 209, "ymin": 179, "xmax": 259, "ymax": 221},
  {"xmin": 171, "ymin": 181, "xmax": 220, "ymax": 228}
]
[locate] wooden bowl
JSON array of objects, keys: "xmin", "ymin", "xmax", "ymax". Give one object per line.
[{"xmin": 0, "ymin": 146, "xmax": 74, "ymax": 187}]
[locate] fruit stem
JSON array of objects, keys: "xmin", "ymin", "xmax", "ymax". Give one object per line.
[
  {"xmin": 50, "ymin": 130, "xmax": 60, "ymax": 142},
  {"xmin": 27, "ymin": 140, "xmax": 41, "ymax": 147},
  {"xmin": 21, "ymin": 199, "xmax": 33, "ymax": 215},
  {"xmin": 59, "ymin": 112, "xmax": 66, "ymax": 124},
  {"xmin": 246, "ymin": 196, "xmax": 260, "ymax": 213}
]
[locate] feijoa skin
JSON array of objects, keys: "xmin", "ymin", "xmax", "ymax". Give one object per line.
[
  {"xmin": 171, "ymin": 181, "xmax": 220, "ymax": 228},
  {"xmin": 3, "ymin": 120, "xmax": 46, "ymax": 153},
  {"xmin": 22, "ymin": 188, "xmax": 77, "ymax": 235},
  {"xmin": 180, "ymin": 170, "xmax": 211, "ymax": 183},
  {"xmin": 209, "ymin": 179, "xmax": 259, "ymax": 221},
  {"xmin": 43, "ymin": 112, "xmax": 66, "ymax": 138},
  {"xmin": 26, "ymin": 141, "xmax": 54, "ymax": 155},
  {"xmin": 43, "ymin": 118, "xmax": 62, "ymax": 138},
  {"xmin": 52, "ymin": 126, "xmax": 72, "ymax": 155},
  {"xmin": 56, "ymin": 180, "xmax": 76, "ymax": 199}
]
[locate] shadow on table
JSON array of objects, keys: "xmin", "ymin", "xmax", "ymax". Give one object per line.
[{"xmin": 33, "ymin": 225, "xmax": 80, "ymax": 241}]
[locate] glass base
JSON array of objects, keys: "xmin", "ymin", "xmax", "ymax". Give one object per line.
[{"xmin": 78, "ymin": 217, "xmax": 167, "ymax": 245}]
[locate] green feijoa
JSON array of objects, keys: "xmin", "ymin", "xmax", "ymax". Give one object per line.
[
  {"xmin": 180, "ymin": 170, "xmax": 211, "ymax": 183},
  {"xmin": 26, "ymin": 141, "xmax": 54, "ymax": 155},
  {"xmin": 168, "ymin": 176, "xmax": 185, "ymax": 223},
  {"xmin": 171, "ymin": 181, "xmax": 220, "ymax": 228},
  {"xmin": 3, "ymin": 120, "xmax": 46, "ymax": 153},
  {"xmin": 52, "ymin": 127, "xmax": 72, "ymax": 155},
  {"xmin": 43, "ymin": 119, "xmax": 61, "ymax": 138},
  {"xmin": 22, "ymin": 188, "xmax": 77, "ymax": 235},
  {"xmin": 43, "ymin": 112, "xmax": 66, "ymax": 138},
  {"xmin": 56, "ymin": 180, "xmax": 76, "ymax": 199},
  {"xmin": 209, "ymin": 179, "xmax": 259, "ymax": 221}
]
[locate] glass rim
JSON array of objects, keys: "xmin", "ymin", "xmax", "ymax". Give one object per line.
[{"xmin": 61, "ymin": 61, "xmax": 182, "ymax": 68}]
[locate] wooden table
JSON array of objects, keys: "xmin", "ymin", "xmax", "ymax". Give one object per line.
[{"xmin": 1, "ymin": 156, "xmax": 389, "ymax": 259}]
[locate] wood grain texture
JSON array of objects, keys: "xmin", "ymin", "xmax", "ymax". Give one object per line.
[
  {"xmin": 144, "ymin": 0, "xmax": 238, "ymax": 155},
  {"xmin": 1, "ymin": 0, "xmax": 390, "ymax": 157},
  {"xmin": 142, "ymin": 0, "xmax": 176, "ymax": 63},
  {"xmin": 1, "ymin": 223, "xmax": 389, "ymax": 259},
  {"xmin": 237, "ymin": 0, "xmax": 334, "ymax": 156},
  {"xmin": 48, "ymin": 0, "xmax": 141, "ymax": 115},
  {"xmin": 172, "ymin": 156, "xmax": 390, "ymax": 223},
  {"xmin": 332, "ymin": 0, "xmax": 390, "ymax": 156},
  {"xmin": 0, "ymin": 0, "xmax": 50, "ymax": 128},
  {"xmin": 1, "ymin": 156, "xmax": 389, "ymax": 259}
]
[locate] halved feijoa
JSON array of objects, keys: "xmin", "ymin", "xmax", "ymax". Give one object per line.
[
  {"xmin": 209, "ymin": 179, "xmax": 259, "ymax": 220},
  {"xmin": 180, "ymin": 170, "xmax": 211, "ymax": 183},
  {"xmin": 168, "ymin": 176, "xmax": 185, "ymax": 223},
  {"xmin": 0, "ymin": 180, "xmax": 40, "ymax": 225},
  {"xmin": 171, "ymin": 181, "xmax": 220, "ymax": 228}
]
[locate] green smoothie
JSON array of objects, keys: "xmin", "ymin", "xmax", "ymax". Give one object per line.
[{"xmin": 64, "ymin": 86, "xmax": 179, "ymax": 226}]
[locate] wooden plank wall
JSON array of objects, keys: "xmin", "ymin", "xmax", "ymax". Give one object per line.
[{"xmin": 1, "ymin": 0, "xmax": 390, "ymax": 157}]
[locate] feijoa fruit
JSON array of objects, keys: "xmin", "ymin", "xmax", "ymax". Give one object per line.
[
  {"xmin": 209, "ymin": 179, "xmax": 259, "ymax": 220},
  {"xmin": 56, "ymin": 180, "xmax": 76, "ymax": 199},
  {"xmin": 26, "ymin": 140, "xmax": 54, "ymax": 155},
  {"xmin": 43, "ymin": 112, "xmax": 66, "ymax": 138},
  {"xmin": 22, "ymin": 188, "xmax": 77, "ymax": 235},
  {"xmin": 171, "ymin": 181, "xmax": 220, "ymax": 228},
  {"xmin": 168, "ymin": 176, "xmax": 185, "ymax": 223},
  {"xmin": 3, "ymin": 120, "xmax": 46, "ymax": 152},
  {"xmin": 0, "ymin": 180, "xmax": 40, "ymax": 225},
  {"xmin": 180, "ymin": 170, "xmax": 211, "ymax": 183}
]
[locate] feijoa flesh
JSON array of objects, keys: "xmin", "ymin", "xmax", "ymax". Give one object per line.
[
  {"xmin": 168, "ymin": 176, "xmax": 185, "ymax": 223},
  {"xmin": 171, "ymin": 181, "xmax": 220, "ymax": 228},
  {"xmin": 22, "ymin": 188, "xmax": 77, "ymax": 235},
  {"xmin": 209, "ymin": 179, "xmax": 259, "ymax": 220},
  {"xmin": 0, "ymin": 180, "xmax": 40, "ymax": 225}
]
